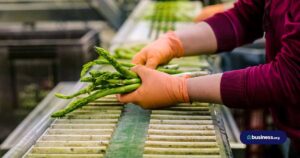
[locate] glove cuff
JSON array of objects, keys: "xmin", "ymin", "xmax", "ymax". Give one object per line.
[
  {"xmin": 174, "ymin": 77, "xmax": 190, "ymax": 103},
  {"xmin": 164, "ymin": 31, "xmax": 185, "ymax": 58}
]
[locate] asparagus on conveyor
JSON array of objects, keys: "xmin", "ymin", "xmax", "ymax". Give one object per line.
[
  {"xmin": 52, "ymin": 47, "xmax": 187, "ymax": 118},
  {"xmin": 51, "ymin": 84, "xmax": 140, "ymax": 117}
]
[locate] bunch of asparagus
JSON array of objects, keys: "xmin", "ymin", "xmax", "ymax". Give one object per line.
[{"xmin": 51, "ymin": 47, "xmax": 183, "ymax": 118}]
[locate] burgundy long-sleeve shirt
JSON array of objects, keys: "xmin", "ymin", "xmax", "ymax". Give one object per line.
[{"xmin": 205, "ymin": 0, "xmax": 300, "ymax": 149}]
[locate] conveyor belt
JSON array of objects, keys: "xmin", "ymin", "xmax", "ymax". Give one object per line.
[
  {"xmin": 144, "ymin": 103, "xmax": 222, "ymax": 158},
  {"xmin": 21, "ymin": 101, "xmax": 231, "ymax": 158},
  {"xmin": 23, "ymin": 95, "xmax": 121, "ymax": 158}
]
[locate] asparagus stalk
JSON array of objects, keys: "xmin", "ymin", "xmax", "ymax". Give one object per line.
[
  {"xmin": 94, "ymin": 59, "xmax": 183, "ymax": 74},
  {"xmin": 114, "ymin": 48, "xmax": 136, "ymax": 59},
  {"xmin": 95, "ymin": 47, "xmax": 138, "ymax": 78},
  {"xmin": 51, "ymin": 83, "xmax": 140, "ymax": 117},
  {"xmin": 157, "ymin": 68, "xmax": 183, "ymax": 74},
  {"xmin": 80, "ymin": 61, "xmax": 95, "ymax": 78},
  {"xmin": 130, "ymin": 44, "xmax": 145, "ymax": 52},
  {"xmin": 55, "ymin": 84, "xmax": 95, "ymax": 99},
  {"xmin": 107, "ymin": 78, "xmax": 141, "ymax": 85},
  {"xmin": 162, "ymin": 64, "xmax": 179, "ymax": 70},
  {"xmin": 94, "ymin": 59, "xmax": 134, "ymax": 67},
  {"xmin": 80, "ymin": 76, "xmax": 94, "ymax": 82},
  {"xmin": 52, "ymin": 47, "xmax": 187, "ymax": 118}
]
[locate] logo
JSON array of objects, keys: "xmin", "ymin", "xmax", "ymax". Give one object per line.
[{"xmin": 240, "ymin": 130, "xmax": 287, "ymax": 144}]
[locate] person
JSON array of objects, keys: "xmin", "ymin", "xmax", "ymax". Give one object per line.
[
  {"xmin": 117, "ymin": 0, "xmax": 300, "ymax": 157},
  {"xmin": 194, "ymin": 1, "xmax": 234, "ymax": 22}
]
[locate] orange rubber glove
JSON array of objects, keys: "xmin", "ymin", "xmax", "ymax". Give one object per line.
[
  {"xmin": 194, "ymin": 4, "xmax": 226, "ymax": 22},
  {"xmin": 132, "ymin": 32, "xmax": 184, "ymax": 69},
  {"xmin": 117, "ymin": 65, "xmax": 190, "ymax": 109}
]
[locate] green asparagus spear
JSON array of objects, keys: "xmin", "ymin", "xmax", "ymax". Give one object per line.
[
  {"xmin": 51, "ymin": 83, "xmax": 140, "ymax": 117},
  {"xmin": 107, "ymin": 78, "xmax": 141, "ymax": 85},
  {"xmin": 94, "ymin": 47, "xmax": 138, "ymax": 78},
  {"xmin": 162, "ymin": 64, "xmax": 179, "ymax": 70},
  {"xmin": 114, "ymin": 48, "xmax": 135, "ymax": 59},
  {"xmin": 130, "ymin": 44, "xmax": 145, "ymax": 52},
  {"xmin": 94, "ymin": 58, "xmax": 182, "ymax": 74},
  {"xmin": 157, "ymin": 68, "xmax": 183, "ymax": 74},
  {"xmin": 94, "ymin": 59, "xmax": 134, "ymax": 67},
  {"xmin": 80, "ymin": 61, "xmax": 95, "ymax": 77},
  {"xmin": 55, "ymin": 84, "xmax": 95, "ymax": 99},
  {"xmin": 94, "ymin": 72, "xmax": 126, "ymax": 85},
  {"xmin": 80, "ymin": 76, "xmax": 94, "ymax": 82}
]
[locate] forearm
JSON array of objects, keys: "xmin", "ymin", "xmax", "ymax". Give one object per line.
[
  {"xmin": 187, "ymin": 73, "xmax": 223, "ymax": 104},
  {"xmin": 175, "ymin": 22, "xmax": 217, "ymax": 56}
]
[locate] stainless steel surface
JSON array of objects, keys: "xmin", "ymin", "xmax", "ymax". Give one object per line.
[
  {"xmin": 221, "ymin": 106, "xmax": 246, "ymax": 154},
  {"xmin": 208, "ymin": 55, "xmax": 246, "ymax": 153},
  {"xmin": 90, "ymin": 0, "xmax": 122, "ymax": 29}
]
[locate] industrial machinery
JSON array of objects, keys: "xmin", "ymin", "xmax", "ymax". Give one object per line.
[
  {"xmin": 0, "ymin": 0, "xmax": 123, "ymax": 29},
  {"xmin": 2, "ymin": 1, "xmax": 244, "ymax": 157},
  {"xmin": 0, "ymin": 28, "xmax": 100, "ymax": 111}
]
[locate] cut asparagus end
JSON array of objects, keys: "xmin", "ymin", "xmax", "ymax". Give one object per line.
[{"xmin": 55, "ymin": 93, "xmax": 72, "ymax": 99}]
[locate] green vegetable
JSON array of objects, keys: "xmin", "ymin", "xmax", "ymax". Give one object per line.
[
  {"xmin": 80, "ymin": 61, "xmax": 95, "ymax": 78},
  {"xmin": 157, "ymin": 68, "xmax": 183, "ymax": 74},
  {"xmin": 95, "ymin": 47, "xmax": 138, "ymax": 78},
  {"xmin": 55, "ymin": 84, "xmax": 95, "ymax": 99},
  {"xmin": 114, "ymin": 48, "xmax": 136, "ymax": 59},
  {"xmin": 80, "ymin": 76, "xmax": 94, "ymax": 82},
  {"xmin": 94, "ymin": 59, "xmax": 134, "ymax": 68},
  {"xmin": 51, "ymin": 84, "xmax": 140, "ymax": 117},
  {"xmin": 52, "ymin": 47, "xmax": 186, "ymax": 118},
  {"xmin": 94, "ymin": 58, "xmax": 182, "ymax": 74},
  {"xmin": 107, "ymin": 78, "xmax": 141, "ymax": 85}
]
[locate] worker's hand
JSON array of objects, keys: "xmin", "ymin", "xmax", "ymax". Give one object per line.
[
  {"xmin": 132, "ymin": 32, "xmax": 184, "ymax": 69},
  {"xmin": 194, "ymin": 4, "xmax": 226, "ymax": 22},
  {"xmin": 117, "ymin": 65, "xmax": 190, "ymax": 109}
]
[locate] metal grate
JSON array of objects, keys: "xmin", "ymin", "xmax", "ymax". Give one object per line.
[
  {"xmin": 143, "ymin": 103, "xmax": 221, "ymax": 158},
  {"xmin": 23, "ymin": 95, "xmax": 122, "ymax": 158}
]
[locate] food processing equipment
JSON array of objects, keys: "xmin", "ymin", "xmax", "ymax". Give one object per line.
[
  {"xmin": 0, "ymin": 0, "xmax": 123, "ymax": 29},
  {"xmin": 2, "ymin": 1, "xmax": 244, "ymax": 157},
  {"xmin": 0, "ymin": 28, "xmax": 100, "ymax": 111}
]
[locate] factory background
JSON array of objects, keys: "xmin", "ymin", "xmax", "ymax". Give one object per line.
[{"xmin": 0, "ymin": 0, "xmax": 289, "ymax": 158}]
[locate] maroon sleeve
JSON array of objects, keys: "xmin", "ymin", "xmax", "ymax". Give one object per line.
[
  {"xmin": 204, "ymin": 0, "xmax": 265, "ymax": 52},
  {"xmin": 220, "ymin": 1, "xmax": 300, "ymax": 108}
]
